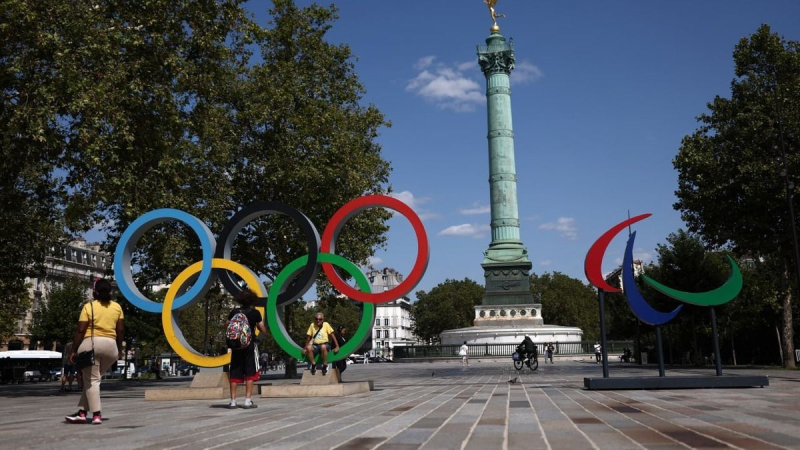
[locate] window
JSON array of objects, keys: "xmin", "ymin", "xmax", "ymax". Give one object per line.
[
  {"xmin": 384, "ymin": 319, "xmax": 389, "ymax": 326},
  {"xmin": 375, "ymin": 330, "xmax": 380, "ymax": 338},
  {"xmin": 375, "ymin": 319, "xmax": 380, "ymax": 326},
  {"xmin": 384, "ymin": 330, "xmax": 389, "ymax": 338}
]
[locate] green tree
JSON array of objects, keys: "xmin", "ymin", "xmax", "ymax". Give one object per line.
[
  {"xmin": 411, "ymin": 278, "xmax": 484, "ymax": 344},
  {"xmin": 3, "ymin": 0, "xmax": 391, "ymax": 375},
  {"xmin": 529, "ymin": 272, "xmax": 599, "ymax": 341},
  {"xmin": 30, "ymin": 278, "xmax": 87, "ymax": 348},
  {"xmin": 673, "ymin": 25, "xmax": 799, "ymax": 367}
]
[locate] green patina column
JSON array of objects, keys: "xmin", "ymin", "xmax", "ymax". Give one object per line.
[{"xmin": 477, "ymin": 29, "xmax": 535, "ymax": 306}]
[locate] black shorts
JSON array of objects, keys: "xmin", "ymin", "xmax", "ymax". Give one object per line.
[{"xmin": 230, "ymin": 345, "xmax": 258, "ymax": 383}]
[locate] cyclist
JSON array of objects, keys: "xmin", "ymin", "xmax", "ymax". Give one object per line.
[{"xmin": 517, "ymin": 335, "xmax": 538, "ymax": 364}]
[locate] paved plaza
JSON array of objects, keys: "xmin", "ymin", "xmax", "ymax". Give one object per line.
[{"xmin": 1, "ymin": 360, "xmax": 799, "ymax": 449}]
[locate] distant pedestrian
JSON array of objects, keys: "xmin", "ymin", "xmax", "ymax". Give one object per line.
[
  {"xmin": 363, "ymin": 351, "xmax": 369, "ymax": 364},
  {"xmin": 459, "ymin": 341, "xmax": 469, "ymax": 367},
  {"xmin": 226, "ymin": 290, "xmax": 268, "ymax": 409},
  {"xmin": 60, "ymin": 341, "xmax": 76, "ymax": 392},
  {"xmin": 545, "ymin": 343, "xmax": 554, "ymax": 364},
  {"xmin": 594, "ymin": 342, "xmax": 602, "ymax": 364},
  {"xmin": 150, "ymin": 361, "xmax": 161, "ymax": 379}
]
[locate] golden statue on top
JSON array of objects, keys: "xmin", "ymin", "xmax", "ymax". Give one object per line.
[{"xmin": 484, "ymin": 0, "xmax": 505, "ymax": 31}]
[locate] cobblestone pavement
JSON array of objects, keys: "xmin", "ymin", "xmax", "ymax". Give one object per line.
[{"xmin": 1, "ymin": 360, "xmax": 799, "ymax": 449}]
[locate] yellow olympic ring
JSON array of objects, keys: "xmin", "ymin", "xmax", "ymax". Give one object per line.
[{"xmin": 162, "ymin": 258, "xmax": 265, "ymax": 367}]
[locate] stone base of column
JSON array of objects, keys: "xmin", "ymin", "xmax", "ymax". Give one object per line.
[{"xmin": 481, "ymin": 261, "xmax": 535, "ymax": 306}]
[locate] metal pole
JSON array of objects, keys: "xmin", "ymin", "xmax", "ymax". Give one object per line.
[
  {"xmin": 203, "ymin": 297, "xmax": 209, "ymax": 355},
  {"xmin": 710, "ymin": 307, "xmax": 723, "ymax": 376},
  {"xmin": 656, "ymin": 326, "xmax": 665, "ymax": 377},
  {"xmin": 598, "ymin": 289, "xmax": 609, "ymax": 378}
]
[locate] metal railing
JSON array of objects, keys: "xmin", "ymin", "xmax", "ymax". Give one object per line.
[{"xmin": 393, "ymin": 341, "xmax": 633, "ymax": 359}]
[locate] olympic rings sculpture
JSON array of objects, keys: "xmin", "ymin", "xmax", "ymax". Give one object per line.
[{"xmin": 114, "ymin": 195, "xmax": 430, "ymax": 367}]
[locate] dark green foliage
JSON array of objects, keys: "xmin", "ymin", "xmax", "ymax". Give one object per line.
[
  {"xmin": 673, "ymin": 25, "xmax": 799, "ymax": 367},
  {"xmin": 30, "ymin": 278, "xmax": 87, "ymax": 347},
  {"xmin": 529, "ymin": 272, "xmax": 600, "ymax": 341},
  {"xmin": 1, "ymin": 1, "xmax": 391, "ymax": 372},
  {"xmin": 411, "ymin": 279, "xmax": 484, "ymax": 344}
]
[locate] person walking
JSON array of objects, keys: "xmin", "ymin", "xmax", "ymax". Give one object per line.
[
  {"xmin": 303, "ymin": 313, "xmax": 339, "ymax": 375},
  {"xmin": 594, "ymin": 342, "xmax": 602, "ymax": 364},
  {"xmin": 459, "ymin": 341, "xmax": 469, "ymax": 367},
  {"xmin": 64, "ymin": 279, "xmax": 124, "ymax": 425},
  {"xmin": 60, "ymin": 341, "xmax": 76, "ymax": 392},
  {"xmin": 227, "ymin": 290, "xmax": 268, "ymax": 409},
  {"xmin": 363, "ymin": 351, "xmax": 370, "ymax": 364},
  {"xmin": 545, "ymin": 343, "xmax": 554, "ymax": 364}
]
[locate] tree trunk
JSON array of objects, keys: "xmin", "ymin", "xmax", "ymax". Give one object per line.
[
  {"xmin": 780, "ymin": 260, "xmax": 796, "ymax": 368},
  {"xmin": 729, "ymin": 317, "xmax": 737, "ymax": 366}
]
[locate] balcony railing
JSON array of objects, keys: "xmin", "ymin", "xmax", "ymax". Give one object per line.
[{"xmin": 393, "ymin": 341, "xmax": 633, "ymax": 359}]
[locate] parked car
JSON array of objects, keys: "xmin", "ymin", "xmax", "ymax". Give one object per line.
[
  {"xmin": 350, "ymin": 355, "xmax": 366, "ymax": 364},
  {"xmin": 24, "ymin": 370, "xmax": 48, "ymax": 382},
  {"xmin": 50, "ymin": 368, "xmax": 62, "ymax": 379},
  {"xmin": 369, "ymin": 356, "xmax": 393, "ymax": 363}
]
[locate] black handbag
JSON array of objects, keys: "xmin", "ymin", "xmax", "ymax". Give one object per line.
[{"xmin": 75, "ymin": 302, "xmax": 96, "ymax": 371}]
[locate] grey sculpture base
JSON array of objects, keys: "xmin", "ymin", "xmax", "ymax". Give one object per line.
[{"xmin": 583, "ymin": 375, "xmax": 769, "ymax": 390}]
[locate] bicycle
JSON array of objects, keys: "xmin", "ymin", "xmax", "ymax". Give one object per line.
[{"xmin": 512, "ymin": 352, "xmax": 538, "ymax": 371}]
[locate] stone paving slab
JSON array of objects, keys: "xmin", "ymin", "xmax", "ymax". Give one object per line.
[{"xmin": 0, "ymin": 360, "xmax": 798, "ymax": 449}]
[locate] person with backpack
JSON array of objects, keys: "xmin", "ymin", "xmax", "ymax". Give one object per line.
[
  {"xmin": 226, "ymin": 290, "xmax": 267, "ymax": 409},
  {"xmin": 303, "ymin": 313, "xmax": 339, "ymax": 376}
]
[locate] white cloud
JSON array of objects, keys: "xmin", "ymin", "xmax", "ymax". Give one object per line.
[
  {"xmin": 415, "ymin": 55, "xmax": 437, "ymax": 70},
  {"xmin": 439, "ymin": 223, "xmax": 490, "ymax": 239},
  {"xmin": 459, "ymin": 203, "xmax": 490, "ymax": 215},
  {"xmin": 539, "ymin": 217, "xmax": 578, "ymax": 240},
  {"xmin": 390, "ymin": 190, "xmax": 439, "ymax": 221},
  {"xmin": 367, "ymin": 256, "xmax": 383, "ymax": 267},
  {"xmin": 540, "ymin": 260, "xmax": 552, "ymax": 267},
  {"xmin": 511, "ymin": 61, "xmax": 543, "ymax": 84},
  {"xmin": 613, "ymin": 249, "xmax": 654, "ymax": 266},
  {"xmin": 407, "ymin": 57, "xmax": 485, "ymax": 112}
]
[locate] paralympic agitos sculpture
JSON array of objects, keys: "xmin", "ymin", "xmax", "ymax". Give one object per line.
[
  {"xmin": 583, "ymin": 214, "xmax": 767, "ymax": 390},
  {"xmin": 114, "ymin": 194, "xmax": 429, "ymax": 368}
]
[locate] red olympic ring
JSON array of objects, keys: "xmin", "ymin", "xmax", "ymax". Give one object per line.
[{"xmin": 321, "ymin": 195, "xmax": 429, "ymax": 303}]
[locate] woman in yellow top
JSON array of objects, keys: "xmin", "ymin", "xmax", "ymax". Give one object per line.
[{"xmin": 64, "ymin": 278, "xmax": 124, "ymax": 425}]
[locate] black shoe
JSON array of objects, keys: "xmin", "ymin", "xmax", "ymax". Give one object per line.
[
  {"xmin": 65, "ymin": 411, "xmax": 87, "ymax": 424},
  {"xmin": 321, "ymin": 365, "xmax": 327, "ymax": 376},
  {"xmin": 310, "ymin": 365, "xmax": 316, "ymax": 375}
]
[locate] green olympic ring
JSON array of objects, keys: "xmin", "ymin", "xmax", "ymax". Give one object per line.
[
  {"xmin": 266, "ymin": 253, "xmax": 375, "ymax": 363},
  {"xmin": 642, "ymin": 255, "xmax": 743, "ymax": 307}
]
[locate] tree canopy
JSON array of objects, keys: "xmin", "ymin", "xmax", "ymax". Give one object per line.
[
  {"xmin": 529, "ymin": 272, "xmax": 599, "ymax": 341},
  {"xmin": 411, "ymin": 278, "xmax": 484, "ymax": 344},
  {"xmin": 673, "ymin": 24, "xmax": 799, "ymax": 367},
  {"xmin": 1, "ymin": 1, "xmax": 392, "ymax": 353}
]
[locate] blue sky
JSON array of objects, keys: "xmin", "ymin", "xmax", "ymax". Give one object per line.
[{"xmin": 86, "ymin": 1, "xmax": 800, "ymax": 300}]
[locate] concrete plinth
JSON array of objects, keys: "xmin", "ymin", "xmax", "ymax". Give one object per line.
[
  {"xmin": 260, "ymin": 367, "xmax": 372, "ymax": 398},
  {"xmin": 145, "ymin": 372, "xmax": 270, "ymax": 401},
  {"xmin": 261, "ymin": 381, "xmax": 371, "ymax": 398},
  {"xmin": 301, "ymin": 367, "xmax": 342, "ymax": 385}
]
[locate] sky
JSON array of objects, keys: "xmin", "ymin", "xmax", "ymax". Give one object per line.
[{"xmin": 85, "ymin": 1, "xmax": 800, "ymax": 301}]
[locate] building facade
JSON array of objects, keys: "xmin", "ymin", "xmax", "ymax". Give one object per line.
[
  {"xmin": 368, "ymin": 268, "xmax": 421, "ymax": 358},
  {"xmin": 2, "ymin": 238, "xmax": 111, "ymax": 351}
]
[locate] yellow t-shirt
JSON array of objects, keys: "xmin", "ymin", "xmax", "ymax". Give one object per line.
[
  {"xmin": 79, "ymin": 300, "xmax": 124, "ymax": 339},
  {"xmin": 306, "ymin": 321, "xmax": 334, "ymax": 345}
]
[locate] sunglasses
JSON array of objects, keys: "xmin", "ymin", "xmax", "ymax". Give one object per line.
[{"xmin": 316, "ymin": 318, "xmax": 324, "ymax": 321}]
